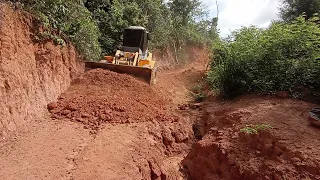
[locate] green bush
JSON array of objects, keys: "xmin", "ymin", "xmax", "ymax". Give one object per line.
[
  {"xmin": 240, "ymin": 124, "xmax": 273, "ymax": 134},
  {"xmin": 208, "ymin": 16, "xmax": 320, "ymax": 98},
  {"xmin": 16, "ymin": 0, "xmax": 102, "ymax": 61},
  {"xmin": 191, "ymin": 83, "xmax": 206, "ymax": 102},
  {"xmin": 10, "ymin": 0, "xmax": 217, "ymax": 61}
]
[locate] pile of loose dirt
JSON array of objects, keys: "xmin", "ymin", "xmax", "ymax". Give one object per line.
[
  {"xmin": 48, "ymin": 69, "xmax": 178, "ymax": 131},
  {"xmin": 183, "ymin": 95, "xmax": 320, "ymax": 180}
]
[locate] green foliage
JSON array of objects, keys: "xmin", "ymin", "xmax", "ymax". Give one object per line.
[
  {"xmin": 192, "ymin": 93, "xmax": 205, "ymax": 102},
  {"xmin": 87, "ymin": 0, "xmax": 150, "ymax": 54},
  {"xmin": 10, "ymin": 0, "xmax": 218, "ymax": 61},
  {"xmin": 208, "ymin": 16, "xmax": 320, "ymax": 98},
  {"xmin": 90, "ymin": 0, "xmax": 216, "ymax": 55},
  {"xmin": 191, "ymin": 83, "xmax": 205, "ymax": 102},
  {"xmin": 167, "ymin": 0, "xmax": 214, "ymax": 50},
  {"xmin": 280, "ymin": 0, "xmax": 320, "ymax": 22},
  {"xmin": 192, "ymin": 84, "xmax": 203, "ymax": 94},
  {"xmin": 16, "ymin": 0, "xmax": 102, "ymax": 61},
  {"xmin": 240, "ymin": 124, "xmax": 273, "ymax": 135}
]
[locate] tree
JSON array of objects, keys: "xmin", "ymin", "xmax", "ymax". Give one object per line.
[
  {"xmin": 16, "ymin": 0, "xmax": 102, "ymax": 60},
  {"xmin": 85, "ymin": 0, "xmax": 168, "ymax": 54},
  {"xmin": 280, "ymin": 0, "xmax": 320, "ymax": 22},
  {"xmin": 168, "ymin": 0, "xmax": 202, "ymax": 26},
  {"xmin": 11, "ymin": 0, "xmax": 215, "ymax": 61}
]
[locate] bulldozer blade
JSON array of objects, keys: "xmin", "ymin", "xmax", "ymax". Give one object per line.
[{"xmin": 85, "ymin": 62, "xmax": 154, "ymax": 85}]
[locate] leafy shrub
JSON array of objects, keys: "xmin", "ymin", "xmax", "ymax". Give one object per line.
[
  {"xmin": 191, "ymin": 84, "xmax": 203, "ymax": 94},
  {"xmin": 191, "ymin": 83, "xmax": 206, "ymax": 102},
  {"xmin": 208, "ymin": 16, "xmax": 320, "ymax": 98},
  {"xmin": 15, "ymin": 0, "xmax": 102, "ymax": 61},
  {"xmin": 10, "ymin": 0, "xmax": 217, "ymax": 61},
  {"xmin": 193, "ymin": 93, "xmax": 205, "ymax": 102},
  {"xmin": 240, "ymin": 124, "xmax": 273, "ymax": 134}
]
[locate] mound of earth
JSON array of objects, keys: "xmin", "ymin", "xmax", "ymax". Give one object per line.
[
  {"xmin": 183, "ymin": 95, "xmax": 320, "ymax": 180},
  {"xmin": 48, "ymin": 69, "xmax": 178, "ymax": 131}
]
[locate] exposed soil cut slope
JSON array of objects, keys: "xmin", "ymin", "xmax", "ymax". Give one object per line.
[
  {"xmin": 0, "ymin": 3, "xmax": 84, "ymax": 140},
  {"xmin": 183, "ymin": 96, "xmax": 320, "ymax": 180},
  {"xmin": 155, "ymin": 46, "xmax": 210, "ymax": 105}
]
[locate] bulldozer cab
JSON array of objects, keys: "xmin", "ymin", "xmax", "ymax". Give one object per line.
[
  {"xmin": 85, "ymin": 26, "xmax": 156, "ymax": 85},
  {"xmin": 122, "ymin": 26, "xmax": 149, "ymax": 55}
]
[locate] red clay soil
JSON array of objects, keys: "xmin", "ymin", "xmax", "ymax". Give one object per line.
[
  {"xmin": 183, "ymin": 95, "xmax": 320, "ymax": 180},
  {"xmin": 154, "ymin": 45, "xmax": 210, "ymax": 71},
  {"xmin": 0, "ymin": 3, "xmax": 84, "ymax": 140},
  {"xmin": 154, "ymin": 46, "xmax": 210, "ymax": 105},
  {"xmin": 48, "ymin": 69, "xmax": 179, "ymax": 131}
]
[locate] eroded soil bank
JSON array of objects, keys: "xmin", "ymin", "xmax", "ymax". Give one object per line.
[
  {"xmin": 0, "ymin": 3, "xmax": 84, "ymax": 140},
  {"xmin": 183, "ymin": 96, "xmax": 320, "ymax": 180}
]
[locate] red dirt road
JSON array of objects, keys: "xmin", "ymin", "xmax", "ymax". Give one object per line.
[
  {"xmin": 0, "ymin": 51, "xmax": 206, "ymax": 179},
  {"xmin": 0, "ymin": 46, "xmax": 319, "ymax": 180}
]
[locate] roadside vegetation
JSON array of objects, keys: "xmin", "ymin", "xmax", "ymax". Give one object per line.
[
  {"xmin": 5, "ymin": 0, "xmax": 319, "ymax": 101},
  {"xmin": 240, "ymin": 124, "xmax": 273, "ymax": 135},
  {"xmin": 7, "ymin": 0, "xmax": 218, "ymax": 61},
  {"xmin": 207, "ymin": 0, "xmax": 320, "ymax": 100},
  {"xmin": 191, "ymin": 83, "xmax": 206, "ymax": 102}
]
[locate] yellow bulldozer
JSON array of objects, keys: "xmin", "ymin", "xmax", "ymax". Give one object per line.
[{"xmin": 85, "ymin": 26, "xmax": 157, "ymax": 85}]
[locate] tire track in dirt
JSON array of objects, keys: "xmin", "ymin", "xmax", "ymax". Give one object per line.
[{"xmin": 0, "ymin": 117, "xmax": 93, "ymax": 180}]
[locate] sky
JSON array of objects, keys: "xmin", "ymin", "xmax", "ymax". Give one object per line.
[{"xmin": 202, "ymin": 0, "xmax": 281, "ymax": 37}]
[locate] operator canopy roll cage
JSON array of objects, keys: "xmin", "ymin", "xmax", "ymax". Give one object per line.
[{"xmin": 122, "ymin": 26, "xmax": 150, "ymax": 54}]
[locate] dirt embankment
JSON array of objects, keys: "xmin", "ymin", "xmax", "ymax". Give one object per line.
[
  {"xmin": 183, "ymin": 96, "xmax": 320, "ymax": 180},
  {"xmin": 154, "ymin": 45, "xmax": 210, "ymax": 71},
  {"xmin": 0, "ymin": 3, "xmax": 84, "ymax": 140}
]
